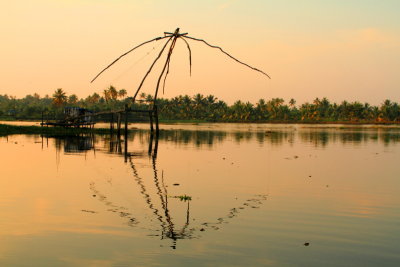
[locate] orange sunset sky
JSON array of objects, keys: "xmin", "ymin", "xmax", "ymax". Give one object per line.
[{"xmin": 0, "ymin": 0, "xmax": 399, "ymax": 104}]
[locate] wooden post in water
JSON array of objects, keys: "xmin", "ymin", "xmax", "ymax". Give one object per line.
[
  {"xmin": 117, "ymin": 113, "xmax": 122, "ymax": 137},
  {"xmin": 124, "ymin": 105, "xmax": 128, "ymax": 136},
  {"xmin": 154, "ymin": 105, "xmax": 159, "ymax": 135},
  {"xmin": 153, "ymin": 133, "xmax": 159, "ymax": 158},
  {"xmin": 41, "ymin": 111, "xmax": 44, "ymax": 127},
  {"xmin": 148, "ymin": 132, "xmax": 154, "ymax": 155},
  {"xmin": 110, "ymin": 113, "xmax": 114, "ymax": 132},
  {"xmin": 124, "ymin": 104, "xmax": 128, "ymax": 161},
  {"xmin": 149, "ymin": 110, "xmax": 154, "ymax": 133}
]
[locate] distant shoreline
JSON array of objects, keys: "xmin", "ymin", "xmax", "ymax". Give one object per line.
[
  {"xmin": 1, "ymin": 118, "xmax": 400, "ymax": 125},
  {"xmin": 1, "ymin": 121, "xmax": 400, "ymax": 137}
]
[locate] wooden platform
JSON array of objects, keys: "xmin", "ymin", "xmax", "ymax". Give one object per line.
[
  {"xmin": 41, "ymin": 105, "xmax": 159, "ymax": 134},
  {"xmin": 40, "ymin": 122, "xmax": 96, "ymax": 128}
]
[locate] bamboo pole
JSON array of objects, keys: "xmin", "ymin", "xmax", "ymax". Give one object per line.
[
  {"xmin": 89, "ymin": 28, "xmax": 271, "ymax": 138},
  {"xmin": 91, "ymin": 36, "xmax": 170, "ymax": 83},
  {"xmin": 179, "ymin": 37, "xmax": 192, "ymax": 76},
  {"xmin": 154, "ymin": 29, "xmax": 179, "ymax": 101},
  {"xmin": 183, "ymin": 35, "xmax": 271, "ymax": 79},
  {"xmin": 132, "ymin": 36, "xmax": 174, "ymax": 102}
]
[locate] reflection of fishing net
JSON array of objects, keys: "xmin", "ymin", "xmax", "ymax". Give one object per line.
[{"xmin": 84, "ymin": 135, "xmax": 268, "ymax": 249}]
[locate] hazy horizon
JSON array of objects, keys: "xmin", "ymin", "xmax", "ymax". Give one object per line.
[{"xmin": 1, "ymin": 0, "xmax": 399, "ymax": 105}]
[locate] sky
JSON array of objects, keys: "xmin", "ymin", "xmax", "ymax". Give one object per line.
[{"xmin": 0, "ymin": 0, "xmax": 399, "ymax": 105}]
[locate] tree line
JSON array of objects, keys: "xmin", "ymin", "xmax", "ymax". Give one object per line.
[{"xmin": 0, "ymin": 87, "xmax": 399, "ymax": 123}]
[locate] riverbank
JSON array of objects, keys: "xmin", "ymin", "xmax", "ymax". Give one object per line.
[
  {"xmin": 2, "ymin": 121, "xmax": 400, "ymax": 137},
  {"xmin": 2, "ymin": 117, "xmax": 400, "ymax": 125}
]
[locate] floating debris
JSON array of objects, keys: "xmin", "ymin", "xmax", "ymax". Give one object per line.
[
  {"xmin": 173, "ymin": 183, "xmax": 180, "ymax": 186},
  {"xmin": 304, "ymin": 242, "xmax": 310, "ymax": 246},
  {"xmin": 81, "ymin": 209, "xmax": 97, "ymax": 214}
]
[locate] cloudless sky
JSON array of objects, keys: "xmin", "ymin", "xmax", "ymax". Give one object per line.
[{"xmin": 0, "ymin": 0, "xmax": 399, "ymax": 104}]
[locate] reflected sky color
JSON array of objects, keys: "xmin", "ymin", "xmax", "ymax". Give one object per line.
[
  {"xmin": 1, "ymin": 1, "xmax": 399, "ymax": 104},
  {"xmin": 0, "ymin": 124, "xmax": 400, "ymax": 266}
]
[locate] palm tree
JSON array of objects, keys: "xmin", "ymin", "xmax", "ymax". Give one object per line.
[
  {"xmin": 91, "ymin": 93, "xmax": 100, "ymax": 103},
  {"xmin": 103, "ymin": 89, "xmax": 110, "ymax": 103},
  {"xmin": 267, "ymin": 98, "xmax": 284, "ymax": 119},
  {"xmin": 52, "ymin": 88, "xmax": 67, "ymax": 107},
  {"xmin": 118, "ymin": 89, "xmax": 127, "ymax": 99},
  {"xmin": 68, "ymin": 94, "xmax": 78, "ymax": 104},
  {"xmin": 108, "ymin": 85, "xmax": 118, "ymax": 100},
  {"xmin": 289, "ymin": 98, "xmax": 296, "ymax": 108}
]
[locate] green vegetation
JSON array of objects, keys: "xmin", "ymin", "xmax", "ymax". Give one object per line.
[
  {"xmin": 170, "ymin": 195, "xmax": 192, "ymax": 201},
  {"xmin": 1, "ymin": 88, "xmax": 400, "ymax": 123}
]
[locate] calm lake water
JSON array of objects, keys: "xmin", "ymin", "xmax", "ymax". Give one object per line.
[{"xmin": 1, "ymin": 123, "xmax": 400, "ymax": 266}]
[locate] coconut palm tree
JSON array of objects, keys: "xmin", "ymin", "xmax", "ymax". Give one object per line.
[
  {"xmin": 68, "ymin": 94, "xmax": 78, "ymax": 104},
  {"xmin": 118, "ymin": 89, "xmax": 127, "ymax": 99},
  {"xmin": 289, "ymin": 98, "xmax": 296, "ymax": 109},
  {"xmin": 108, "ymin": 85, "xmax": 118, "ymax": 100},
  {"xmin": 52, "ymin": 88, "xmax": 67, "ymax": 107},
  {"xmin": 103, "ymin": 89, "xmax": 110, "ymax": 103}
]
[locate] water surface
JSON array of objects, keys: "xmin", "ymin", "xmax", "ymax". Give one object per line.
[{"xmin": 0, "ymin": 123, "xmax": 399, "ymax": 266}]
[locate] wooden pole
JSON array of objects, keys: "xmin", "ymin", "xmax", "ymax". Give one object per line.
[
  {"xmin": 117, "ymin": 113, "xmax": 122, "ymax": 137},
  {"xmin": 153, "ymin": 134, "xmax": 159, "ymax": 158},
  {"xmin": 154, "ymin": 104, "xmax": 159, "ymax": 135},
  {"xmin": 110, "ymin": 113, "xmax": 114, "ymax": 132},
  {"xmin": 149, "ymin": 110, "xmax": 154, "ymax": 133},
  {"xmin": 124, "ymin": 104, "xmax": 128, "ymax": 161},
  {"xmin": 125, "ymin": 105, "xmax": 128, "ymax": 136},
  {"xmin": 148, "ymin": 132, "xmax": 154, "ymax": 155}
]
